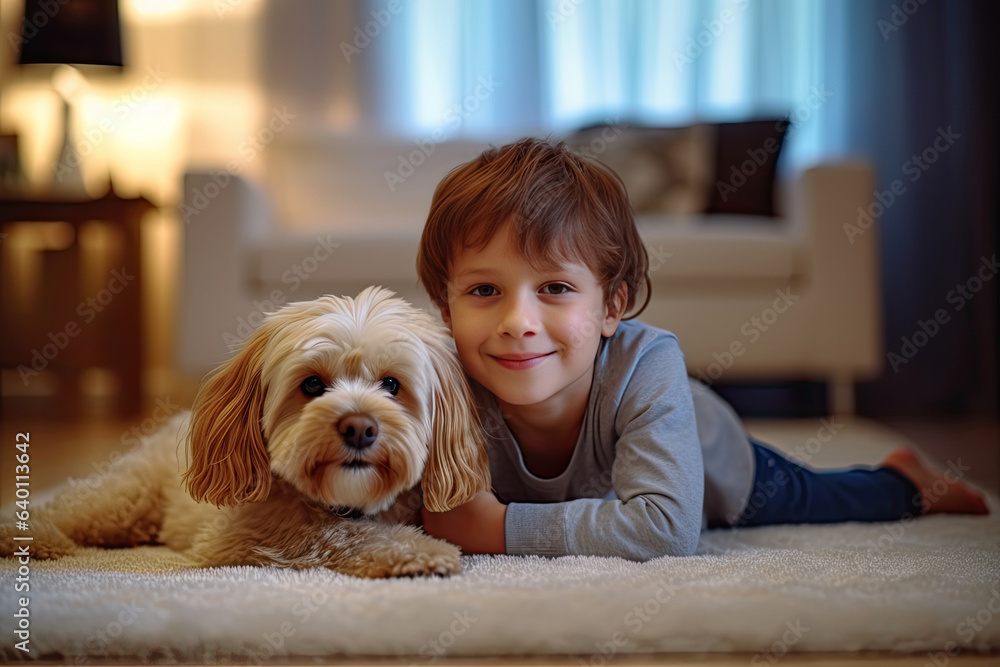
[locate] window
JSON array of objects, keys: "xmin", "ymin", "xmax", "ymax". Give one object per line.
[{"xmin": 375, "ymin": 0, "xmax": 837, "ymax": 167}]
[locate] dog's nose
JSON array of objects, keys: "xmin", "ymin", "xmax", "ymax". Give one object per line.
[{"xmin": 339, "ymin": 414, "xmax": 379, "ymax": 450}]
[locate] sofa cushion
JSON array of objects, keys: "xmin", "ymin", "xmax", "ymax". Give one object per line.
[
  {"xmin": 705, "ymin": 119, "xmax": 791, "ymax": 217},
  {"xmin": 636, "ymin": 214, "xmax": 801, "ymax": 282},
  {"xmin": 252, "ymin": 226, "xmax": 424, "ymax": 287},
  {"xmin": 565, "ymin": 124, "xmax": 714, "ymax": 215}
]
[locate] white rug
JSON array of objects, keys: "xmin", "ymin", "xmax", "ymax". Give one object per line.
[{"xmin": 3, "ymin": 418, "xmax": 999, "ymax": 661}]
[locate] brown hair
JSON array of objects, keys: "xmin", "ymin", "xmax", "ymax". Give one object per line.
[{"xmin": 417, "ymin": 137, "xmax": 650, "ymax": 320}]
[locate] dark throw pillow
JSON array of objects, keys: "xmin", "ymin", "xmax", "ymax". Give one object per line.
[{"xmin": 706, "ymin": 119, "xmax": 790, "ymax": 217}]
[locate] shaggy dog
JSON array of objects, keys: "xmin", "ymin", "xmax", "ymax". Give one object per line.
[{"xmin": 1, "ymin": 287, "xmax": 490, "ymax": 578}]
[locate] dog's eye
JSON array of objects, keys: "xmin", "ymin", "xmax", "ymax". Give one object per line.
[
  {"xmin": 380, "ymin": 377, "xmax": 400, "ymax": 396},
  {"xmin": 300, "ymin": 376, "xmax": 326, "ymax": 398}
]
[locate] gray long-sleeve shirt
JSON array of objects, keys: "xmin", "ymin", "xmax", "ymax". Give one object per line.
[{"xmin": 472, "ymin": 320, "xmax": 755, "ymax": 560}]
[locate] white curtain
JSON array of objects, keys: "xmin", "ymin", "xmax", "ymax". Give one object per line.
[{"xmin": 373, "ymin": 0, "xmax": 849, "ymax": 168}]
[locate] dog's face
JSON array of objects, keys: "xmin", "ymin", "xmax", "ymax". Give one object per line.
[
  {"xmin": 183, "ymin": 286, "xmax": 490, "ymax": 514},
  {"xmin": 262, "ymin": 290, "xmax": 450, "ymax": 514}
]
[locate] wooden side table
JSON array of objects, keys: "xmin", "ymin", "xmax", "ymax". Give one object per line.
[{"xmin": 0, "ymin": 187, "xmax": 155, "ymax": 416}]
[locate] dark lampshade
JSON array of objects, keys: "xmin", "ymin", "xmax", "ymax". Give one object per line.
[{"xmin": 18, "ymin": 0, "xmax": 123, "ymax": 67}]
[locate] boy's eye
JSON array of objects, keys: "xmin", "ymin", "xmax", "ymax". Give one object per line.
[
  {"xmin": 470, "ymin": 285, "xmax": 498, "ymax": 297},
  {"xmin": 542, "ymin": 283, "xmax": 572, "ymax": 295}
]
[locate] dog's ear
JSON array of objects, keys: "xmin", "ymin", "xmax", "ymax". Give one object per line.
[
  {"xmin": 419, "ymin": 323, "xmax": 492, "ymax": 512},
  {"xmin": 183, "ymin": 321, "xmax": 274, "ymax": 507}
]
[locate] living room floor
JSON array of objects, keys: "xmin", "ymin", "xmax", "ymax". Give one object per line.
[
  {"xmin": 4, "ymin": 410, "xmax": 996, "ymax": 509},
  {"xmin": 1, "ymin": 409, "xmax": 997, "ymax": 666},
  {"xmin": 238, "ymin": 656, "xmax": 1000, "ymax": 666}
]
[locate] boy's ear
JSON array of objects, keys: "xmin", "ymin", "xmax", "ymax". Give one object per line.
[
  {"xmin": 602, "ymin": 282, "xmax": 629, "ymax": 337},
  {"xmin": 435, "ymin": 284, "xmax": 455, "ymax": 328},
  {"xmin": 438, "ymin": 303, "xmax": 452, "ymax": 328}
]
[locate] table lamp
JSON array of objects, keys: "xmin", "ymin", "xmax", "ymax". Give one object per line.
[{"xmin": 17, "ymin": 0, "xmax": 123, "ymax": 193}]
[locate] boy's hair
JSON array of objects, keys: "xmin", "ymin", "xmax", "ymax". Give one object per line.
[{"xmin": 417, "ymin": 137, "xmax": 651, "ymax": 319}]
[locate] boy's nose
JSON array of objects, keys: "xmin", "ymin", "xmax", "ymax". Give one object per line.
[{"xmin": 497, "ymin": 295, "xmax": 538, "ymax": 338}]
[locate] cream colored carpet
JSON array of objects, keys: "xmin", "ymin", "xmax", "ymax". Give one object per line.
[{"xmin": 2, "ymin": 418, "xmax": 998, "ymax": 662}]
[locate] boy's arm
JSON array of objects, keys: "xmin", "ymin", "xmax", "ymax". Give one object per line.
[
  {"xmin": 501, "ymin": 335, "xmax": 706, "ymax": 560},
  {"xmin": 421, "ymin": 491, "xmax": 507, "ymax": 554}
]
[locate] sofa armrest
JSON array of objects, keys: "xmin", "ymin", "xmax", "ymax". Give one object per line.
[
  {"xmin": 177, "ymin": 171, "xmax": 273, "ymax": 376},
  {"xmin": 792, "ymin": 161, "xmax": 882, "ymax": 379}
]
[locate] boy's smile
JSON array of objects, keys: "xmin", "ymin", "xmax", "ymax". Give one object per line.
[
  {"xmin": 441, "ymin": 224, "xmax": 624, "ymax": 429},
  {"xmin": 490, "ymin": 351, "xmax": 555, "ymax": 371}
]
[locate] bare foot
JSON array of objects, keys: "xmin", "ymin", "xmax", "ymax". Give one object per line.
[{"xmin": 881, "ymin": 448, "xmax": 990, "ymax": 515}]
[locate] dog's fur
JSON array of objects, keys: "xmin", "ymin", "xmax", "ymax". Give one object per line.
[{"xmin": 1, "ymin": 287, "xmax": 490, "ymax": 578}]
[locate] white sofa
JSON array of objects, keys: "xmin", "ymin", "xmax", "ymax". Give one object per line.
[{"xmin": 178, "ymin": 132, "xmax": 881, "ymax": 414}]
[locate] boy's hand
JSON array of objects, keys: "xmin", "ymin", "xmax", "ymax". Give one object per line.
[{"xmin": 421, "ymin": 491, "xmax": 507, "ymax": 554}]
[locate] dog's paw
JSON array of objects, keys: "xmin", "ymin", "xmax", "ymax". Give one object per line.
[
  {"xmin": 0, "ymin": 518, "xmax": 78, "ymax": 559},
  {"xmin": 384, "ymin": 535, "xmax": 462, "ymax": 578},
  {"xmin": 337, "ymin": 528, "xmax": 462, "ymax": 578}
]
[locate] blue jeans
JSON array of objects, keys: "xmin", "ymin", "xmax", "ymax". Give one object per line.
[{"xmin": 734, "ymin": 441, "xmax": 923, "ymax": 527}]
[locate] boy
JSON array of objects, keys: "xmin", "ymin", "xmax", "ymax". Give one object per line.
[{"xmin": 415, "ymin": 138, "xmax": 989, "ymax": 560}]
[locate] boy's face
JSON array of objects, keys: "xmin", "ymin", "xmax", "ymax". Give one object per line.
[{"xmin": 441, "ymin": 225, "xmax": 624, "ymax": 414}]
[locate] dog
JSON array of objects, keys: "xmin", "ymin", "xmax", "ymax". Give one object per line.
[{"xmin": 1, "ymin": 287, "xmax": 490, "ymax": 578}]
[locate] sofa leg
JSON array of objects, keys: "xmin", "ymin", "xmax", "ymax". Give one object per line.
[{"xmin": 829, "ymin": 376, "xmax": 855, "ymax": 416}]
